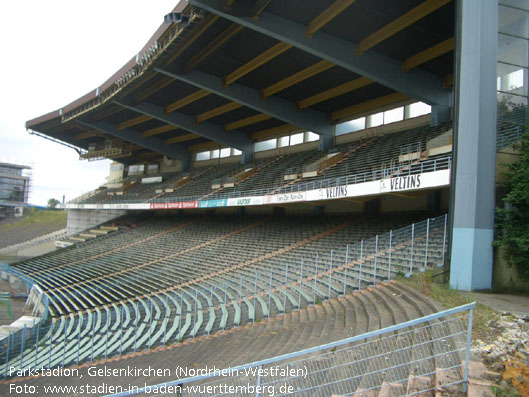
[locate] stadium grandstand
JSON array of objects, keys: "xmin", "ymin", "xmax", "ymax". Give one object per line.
[{"xmin": 1, "ymin": 0, "xmax": 526, "ymax": 395}]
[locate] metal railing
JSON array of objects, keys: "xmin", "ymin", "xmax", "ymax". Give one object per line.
[
  {"xmin": 496, "ymin": 122, "xmax": 524, "ymax": 150},
  {"xmin": 427, "ymin": 132, "xmax": 452, "ymax": 151},
  {"xmin": 144, "ymin": 155, "xmax": 452, "ymax": 205},
  {"xmin": 107, "ymin": 302, "xmax": 475, "ymax": 396}
]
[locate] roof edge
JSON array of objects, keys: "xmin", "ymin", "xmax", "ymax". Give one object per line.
[{"xmin": 26, "ymin": 0, "xmax": 189, "ymax": 130}]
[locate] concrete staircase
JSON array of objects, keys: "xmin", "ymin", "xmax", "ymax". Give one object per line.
[{"xmin": 0, "ymin": 282, "xmax": 467, "ymax": 396}]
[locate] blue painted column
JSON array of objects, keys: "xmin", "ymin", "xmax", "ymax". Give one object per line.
[{"xmin": 450, "ymin": 0, "xmax": 498, "ymax": 290}]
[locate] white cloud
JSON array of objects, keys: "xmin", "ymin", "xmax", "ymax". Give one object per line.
[{"xmin": 0, "ymin": 0, "xmax": 177, "ymax": 206}]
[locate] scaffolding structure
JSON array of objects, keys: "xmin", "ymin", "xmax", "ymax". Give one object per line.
[{"xmin": 0, "ymin": 160, "xmax": 33, "ymax": 220}]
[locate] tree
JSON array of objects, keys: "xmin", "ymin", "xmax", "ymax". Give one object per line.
[
  {"xmin": 47, "ymin": 198, "xmax": 60, "ymax": 209},
  {"xmin": 494, "ymin": 130, "xmax": 529, "ymax": 279}
]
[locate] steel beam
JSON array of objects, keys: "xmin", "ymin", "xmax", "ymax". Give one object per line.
[
  {"xmin": 155, "ymin": 67, "xmax": 335, "ymax": 144},
  {"xmin": 113, "ymin": 100, "xmax": 253, "ymax": 152},
  {"xmin": 190, "ymin": 0, "xmax": 450, "ymax": 107},
  {"xmin": 78, "ymin": 120, "xmax": 190, "ymax": 164}
]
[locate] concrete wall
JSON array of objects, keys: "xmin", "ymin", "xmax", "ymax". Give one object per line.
[
  {"xmin": 493, "ymin": 246, "xmax": 529, "ymax": 291},
  {"xmin": 67, "ymin": 209, "xmax": 127, "ymax": 236},
  {"xmin": 381, "ymin": 193, "xmax": 427, "ymax": 213}
]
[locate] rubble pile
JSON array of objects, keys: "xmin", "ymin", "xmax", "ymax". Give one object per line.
[{"xmin": 473, "ymin": 312, "xmax": 529, "ymax": 395}]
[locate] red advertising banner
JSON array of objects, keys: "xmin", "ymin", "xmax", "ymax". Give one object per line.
[{"xmin": 151, "ymin": 201, "xmax": 199, "ymax": 210}]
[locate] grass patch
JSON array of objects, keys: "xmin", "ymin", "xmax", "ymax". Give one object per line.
[
  {"xmin": 0, "ymin": 208, "xmax": 66, "ymax": 231},
  {"xmin": 19, "ymin": 208, "xmax": 67, "ymax": 225},
  {"xmin": 398, "ymin": 272, "xmax": 499, "ymax": 343},
  {"xmin": 492, "ymin": 385, "xmax": 521, "ymax": 397}
]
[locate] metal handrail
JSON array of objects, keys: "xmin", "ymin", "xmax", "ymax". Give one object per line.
[
  {"xmin": 107, "ymin": 302, "xmax": 476, "ymax": 397},
  {"xmin": 143, "ymin": 155, "xmax": 451, "ymax": 204}
]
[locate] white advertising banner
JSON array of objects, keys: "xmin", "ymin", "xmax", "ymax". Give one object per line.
[
  {"xmin": 379, "ymin": 169, "xmax": 450, "ymax": 194},
  {"xmin": 263, "ymin": 191, "xmax": 306, "ymax": 205},
  {"xmin": 141, "ymin": 176, "xmax": 163, "ymax": 184},
  {"xmin": 226, "ymin": 196, "xmax": 264, "ymax": 207},
  {"xmin": 306, "ymin": 180, "xmax": 380, "ymax": 202},
  {"xmin": 65, "ymin": 203, "xmax": 150, "ymax": 210},
  {"xmin": 64, "ymin": 170, "xmax": 450, "ymax": 210}
]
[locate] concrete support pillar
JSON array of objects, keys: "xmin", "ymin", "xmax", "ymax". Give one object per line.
[
  {"xmin": 318, "ymin": 129, "xmax": 335, "ymax": 151},
  {"xmin": 449, "ymin": 0, "xmax": 498, "ymax": 291},
  {"xmin": 241, "ymin": 146, "xmax": 254, "ymax": 165},
  {"xmin": 181, "ymin": 153, "xmax": 191, "ymax": 171},
  {"xmin": 430, "ymin": 105, "xmax": 451, "ymax": 126}
]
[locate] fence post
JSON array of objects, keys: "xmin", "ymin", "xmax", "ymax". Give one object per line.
[
  {"xmin": 268, "ymin": 269, "xmax": 272, "ymax": 319},
  {"xmin": 178, "ymin": 291, "xmax": 183, "ymax": 339},
  {"xmin": 62, "ymin": 321, "xmax": 67, "ymax": 367},
  {"xmin": 105, "ymin": 314, "xmax": 109, "ymax": 359},
  {"xmin": 441, "ymin": 213, "xmax": 448, "ymax": 267},
  {"xmin": 120, "ymin": 305, "xmax": 124, "ymax": 356},
  {"xmin": 134, "ymin": 303, "xmax": 138, "ymax": 352},
  {"xmin": 91, "ymin": 318, "xmax": 96, "ymax": 361},
  {"xmin": 193, "ymin": 290, "xmax": 197, "ymax": 337},
  {"xmin": 388, "ymin": 230, "xmax": 393, "ymax": 281},
  {"xmin": 343, "ymin": 245, "xmax": 349, "ymax": 296},
  {"xmin": 284, "ymin": 262, "xmax": 289, "ymax": 314},
  {"xmin": 254, "ymin": 271, "xmax": 258, "ymax": 317},
  {"xmin": 299, "ymin": 259, "xmax": 303, "ymax": 309},
  {"xmin": 425, "ymin": 218, "xmax": 430, "ymax": 268},
  {"xmin": 374, "ymin": 235, "xmax": 378, "ymax": 286},
  {"xmin": 408, "ymin": 223, "xmax": 415, "ymax": 276},
  {"xmin": 359, "ymin": 240, "xmax": 363, "ymax": 291},
  {"xmin": 313, "ymin": 257, "xmax": 318, "ymax": 304},
  {"xmin": 149, "ymin": 299, "xmax": 153, "ymax": 348},
  {"xmin": 255, "ymin": 364, "xmax": 263, "ymax": 397},
  {"xmin": 164, "ymin": 295, "xmax": 169, "ymax": 344},
  {"xmin": 4, "ymin": 331, "xmax": 11, "ymax": 379},
  {"xmin": 20, "ymin": 324, "xmax": 27, "ymax": 369},
  {"xmin": 35, "ymin": 320, "xmax": 41, "ymax": 368},
  {"xmin": 463, "ymin": 307, "xmax": 474, "ymax": 393},
  {"xmin": 328, "ymin": 250, "xmax": 333, "ymax": 300}
]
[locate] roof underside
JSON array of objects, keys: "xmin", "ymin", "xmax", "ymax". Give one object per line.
[{"xmin": 26, "ymin": 0, "xmax": 455, "ymax": 164}]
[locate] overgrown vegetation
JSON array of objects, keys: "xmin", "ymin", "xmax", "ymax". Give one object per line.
[
  {"xmin": 0, "ymin": 207, "xmax": 66, "ymax": 228},
  {"xmin": 494, "ymin": 130, "xmax": 529, "ymax": 280},
  {"xmin": 492, "ymin": 384, "xmax": 521, "ymax": 397},
  {"xmin": 398, "ymin": 273, "xmax": 498, "ymax": 343}
]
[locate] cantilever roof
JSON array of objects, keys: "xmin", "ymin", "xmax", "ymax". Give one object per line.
[{"xmin": 26, "ymin": 0, "xmax": 454, "ymax": 164}]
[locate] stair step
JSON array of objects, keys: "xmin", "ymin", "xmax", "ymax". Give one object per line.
[
  {"xmin": 100, "ymin": 226, "xmax": 119, "ymax": 231},
  {"xmin": 435, "ymin": 368, "xmax": 463, "ymax": 396},
  {"xmin": 407, "ymin": 375, "xmax": 434, "ymax": 395},
  {"xmin": 90, "ymin": 229, "xmax": 108, "ymax": 235},
  {"xmin": 79, "ymin": 233, "xmax": 97, "ymax": 239},
  {"xmin": 379, "ymin": 381, "xmax": 406, "ymax": 397}
]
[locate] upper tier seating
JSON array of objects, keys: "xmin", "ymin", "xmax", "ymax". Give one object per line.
[{"xmin": 77, "ymin": 121, "xmax": 453, "ymax": 205}]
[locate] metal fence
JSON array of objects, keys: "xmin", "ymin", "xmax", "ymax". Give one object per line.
[{"xmin": 107, "ymin": 302, "xmax": 475, "ymax": 397}]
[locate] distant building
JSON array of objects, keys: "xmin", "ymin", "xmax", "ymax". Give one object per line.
[{"xmin": 0, "ymin": 162, "xmax": 31, "ymax": 219}]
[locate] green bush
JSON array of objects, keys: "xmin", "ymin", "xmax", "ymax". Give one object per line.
[{"xmin": 494, "ymin": 131, "xmax": 529, "ymax": 280}]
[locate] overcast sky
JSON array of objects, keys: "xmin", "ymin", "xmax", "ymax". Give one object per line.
[{"xmin": 0, "ymin": 1, "xmax": 178, "ymax": 206}]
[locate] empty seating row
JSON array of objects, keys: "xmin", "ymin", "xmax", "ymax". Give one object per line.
[{"xmin": 76, "ymin": 121, "xmax": 452, "ymax": 206}]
